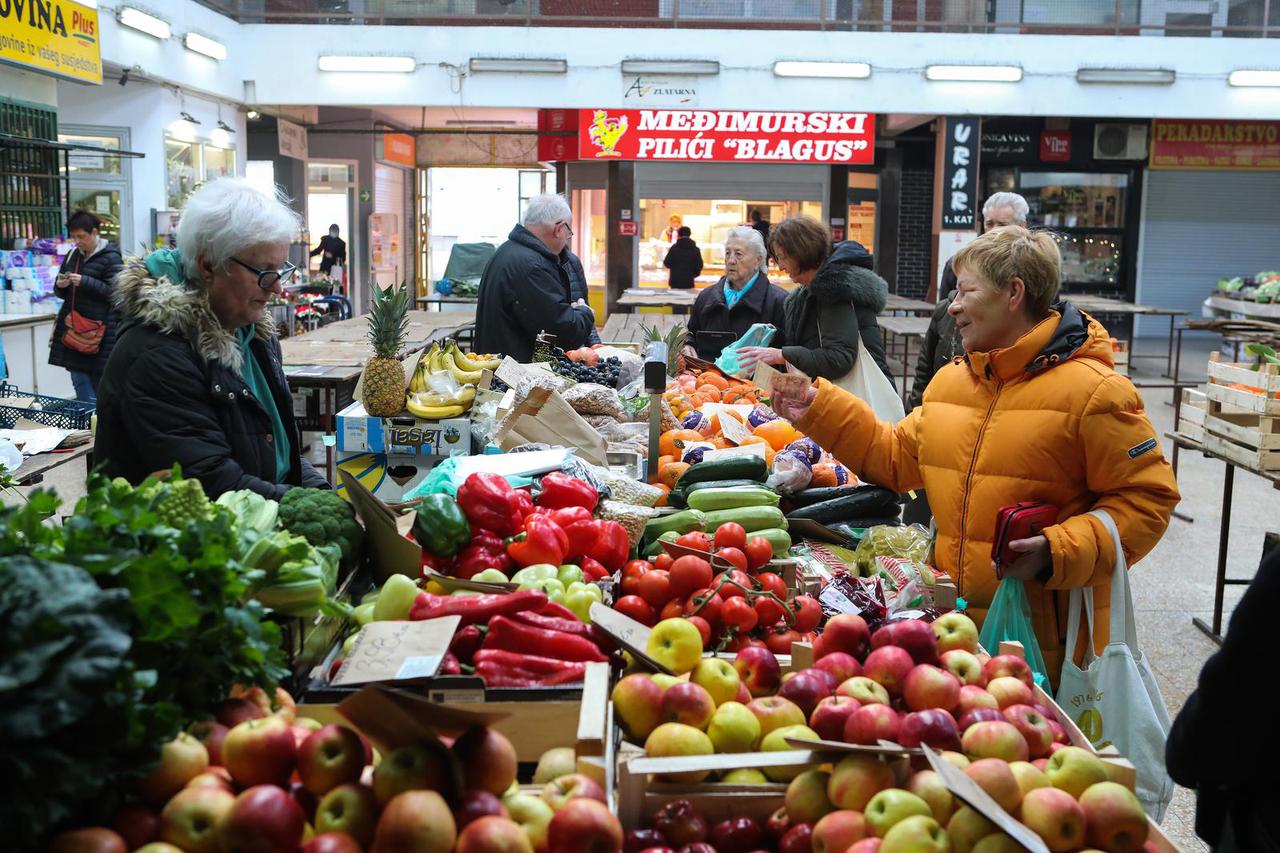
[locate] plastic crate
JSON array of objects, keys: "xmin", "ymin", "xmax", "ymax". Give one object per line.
[{"xmin": 0, "ymin": 383, "xmax": 94, "ymax": 430}]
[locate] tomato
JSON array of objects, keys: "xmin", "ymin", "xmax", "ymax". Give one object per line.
[
  {"xmin": 660, "ymin": 597, "xmax": 686, "ymax": 621},
  {"xmin": 684, "ymin": 587, "xmax": 723, "ymax": 630},
  {"xmin": 713, "ymin": 522, "xmax": 747, "ymax": 551},
  {"xmin": 686, "ymin": 615, "xmax": 712, "ymax": 647},
  {"xmin": 620, "ymin": 569, "xmax": 648, "ymax": 597},
  {"xmin": 638, "ymin": 569, "xmax": 674, "ymax": 609},
  {"xmin": 669, "ymin": 555, "xmax": 713, "ymax": 598},
  {"xmin": 714, "ymin": 547, "xmax": 748, "ymax": 573},
  {"xmin": 744, "ymin": 536, "xmax": 774, "ymax": 570},
  {"xmin": 765, "ymin": 627, "xmax": 802, "ymax": 657},
  {"xmin": 653, "ymin": 552, "xmax": 674, "ymax": 572},
  {"xmin": 753, "ymin": 596, "xmax": 786, "ymax": 628},
  {"xmin": 614, "ymin": 595, "xmax": 656, "ymax": 627},
  {"xmin": 623, "ymin": 559, "xmax": 653, "ymax": 578},
  {"xmin": 755, "ymin": 572, "xmax": 787, "ymax": 600},
  {"xmin": 721, "ymin": 597, "xmax": 759, "ymax": 634},
  {"xmin": 724, "ymin": 633, "xmax": 754, "ymax": 653},
  {"xmin": 791, "ymin": 595, "xmax": 822, "ymax": 633},
  {"xmin": 675, "ymin": 531, "xmax": 712, "ymax": 553}
]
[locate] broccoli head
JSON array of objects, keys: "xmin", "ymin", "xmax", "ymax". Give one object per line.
[{"xmin": 278, "ymin": 488, "xmax": 364, "ymax": 562}]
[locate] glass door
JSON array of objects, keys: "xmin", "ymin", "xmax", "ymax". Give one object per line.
[
  {"xmin": 60, "ymin": 126, "xmax": 132, "ymax": 251},
  {"xmin": 307, "ymin": 160, "xmax": 358, "ymax": 302}
]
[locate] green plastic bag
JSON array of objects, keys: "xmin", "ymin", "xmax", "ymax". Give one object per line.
[{"xmin": 978, "ymin": 578, "xmax": 1051, "ymax": 689}]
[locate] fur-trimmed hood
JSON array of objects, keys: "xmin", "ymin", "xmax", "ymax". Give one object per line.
[
  {"xmin": 114, "ymin": 257, "xmax": 275, "ymax": 372},
  {"xmin": 807, "ymin": 242, "xmax": 888, "ymax": 312}
]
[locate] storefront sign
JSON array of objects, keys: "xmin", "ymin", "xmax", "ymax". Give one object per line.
[
  {"xmin": 1150, "ymin": 119, "xmax": 1280, "ymax": 170},
  {"xmin": 622, "ymin": 76, "xmax": 699, "ymax": 106},
  {"xmin": 1040, "ymin": 130, "xmax": 1071, "ymax": 162},
  {"xmin": 380, "ymin": 133, "xmax": 415, "ymax": 167},
  {"xmin": 941, "ymin": 117, "xmax": 980, "ymax": 229},
  {"xmin": 278, "ymin": 118, "xmax": 309, "ymax": 160},
  {"xmin": 0, "ymin": 0, "xmax": 101, "ymax": 84},
  {"xmin": 981, "ymin": 131, "xmax": 1034, "ymax": 162},
  {"xmin": 618, "ymin": 220, "xmax": 638, "ymax": 236},
  {"xmin": 577, "ymin": 109, "xmax": 875, "ymax": 164}
]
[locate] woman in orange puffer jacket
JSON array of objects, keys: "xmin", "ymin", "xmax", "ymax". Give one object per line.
[{"xmin": 773, "ymin": 226, "xmax": 1180, "ymax": 685}]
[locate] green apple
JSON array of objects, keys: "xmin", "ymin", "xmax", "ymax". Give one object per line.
[
  {"xmin": 784, "ymin": 769, "xmax": 834, "ymax": 825},
  {"xmin": 721, "ymin": 768, "xmax": 768, "ymax": 784},
  {"xmin": 971, "ymin": 834, "xmax": 1025, "ymax": 853},
  {"xmin": 707, "ymin": 701, "xmax": 761, "ymax": 754},
  {"xmin": 1009, "ymin": 761, "xmax": 1050, "ymax": 798},
  {"xmin": 759, "ymin": 724, "xmax": 818, "ymax": 782},
  {"xmin": 651, "ymin": 674, "xmax": 683, "ymax": 691},
  {"xmin": 880, "ymin": 815, "xmax": 949, "ymax": 853},
  {"xmin": 533, "ymin": 747, "xmax": 577, "ymax": 785},
  {"xmin": 946, "ymin": 806, "xmax": 998, "ymax": 853},
  {"xmin": 315, "ymin": 783, "xmax": 379, "ymax": 848},
  {"xmin": 1044, "ymin": 746, "xmax": 1109, "ymax": 799},
  {"xmin": 864, "ymin": 789, "xmax": 932, "ymax": 838},
  {"xmin": 691, "ymin": 658, "xmax": 741, "ymax": 706},
  {"xmin": 644, "ymin": 723, "xmax": 714, "ymax": 783},
  {"xmin": 504, "ymin": 794, "xmax": 555, "ymax": 853},
  {"xmin": 907, "ymin": 769, "xmax": 957, "ymax": 825},
  {"xmin": 646, "ymin": 618, "xmax": 704, "ymax": 675}
]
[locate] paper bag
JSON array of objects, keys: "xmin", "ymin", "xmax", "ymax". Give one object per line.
[{"xmin": 494, "ymin": 386, "xmax": 608, "ymax": 466}]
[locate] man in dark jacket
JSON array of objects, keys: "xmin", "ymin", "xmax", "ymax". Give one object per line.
[
  {"xmin": 309, "ymin": 224, "xmax": 347, "ymax": 275},
  {"xmin": 475, "ymin": 193, "xmax": 595, "ymax": 362},
  {"xmin": 687, "ymin": 227, "xmax": 787, "ymax": 361},
  {"xmin": 663, "ymin": 227, "xmax": 703, "ymax": 289},
  {"xmin": 49, "ymin": 210, "xmax": 122, "ymax": 402},
  {"xmin": 562, "ymin": 246, "xmax": 601, "ymax": 345}
]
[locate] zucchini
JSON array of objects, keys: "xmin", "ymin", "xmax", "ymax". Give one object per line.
[
  {"xmin": 785, "ymin": 488, "xmax": 900, "ymax": 524},
  {"xmin": 643, "ymin": 530, "xmax": 679, "ymax": 558},
  {"xmin": 701, "ymin": 505, "xmax": 787, "ymax": 534},
  {"xmin": 686, "ymin": 487, "xmax": 781, "ymax": 512},
  {"xmin": 751, "ymin": 527, "xmax": 793, "ymax": 557},
  {"xmin": 674, "ymin": 455, "xmax": 768, "ymax": 490},
  {"xmin": 677, "ymin": 478, "xmax": 766, "ymax": 497},
  {"xmin": 790, "ymin": 484, "xmax": 898, "ymax": 508},
  {"xmin": 642, "ymin": 509, "xmax": 706, "ymax": 539}
]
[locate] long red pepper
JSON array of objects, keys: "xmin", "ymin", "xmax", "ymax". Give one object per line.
[
  {"xmin": 475, "ymin": 657, "xmax": 587, "ymax": 686},
  {"xmin": 509, "ymin": 609, "xmax": 598, "ymax": 641},
  {"xmin": 483, "ymin": 616, "xmax": 609, "ymax": 662},
  {"xmin": 474, "ymin": 649, "xmax": 572, "ymax": 673},
  {"xmin": 475, "ymin": 662, "xmax": 542, "ymax": 687},
  {"xmin": 407, "ymin": 590, "xmax": 547, "ymax": 627}
]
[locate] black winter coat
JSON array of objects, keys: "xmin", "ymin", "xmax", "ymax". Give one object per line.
[
  {"xmin": 49, "ymin": 239, "xmax": 122, "ymax": 376},
  {"xmin": 561, "ymin": 248, "xmax": 601, "ymax": 345},
  {"xmin": 907, "ymin": 296, "xmax": 963, "ymax": 411},
  {"xmin": 475, "ymin": 225, "xmax": 594, "ymax": 362},
  {"xmin": 663, "ymin": 237, "xmax": 704, "ymax": 289},
  {"xmin": 781, "ymin": 241, "xmax": 892, "ymax": 383},
  {"xmin": 95, "ymin": 259, "xmax": 329, "ymax": 499},
  {"xmin": 686, "ymin": 271, "xmax": 788, "ymax": 361}
]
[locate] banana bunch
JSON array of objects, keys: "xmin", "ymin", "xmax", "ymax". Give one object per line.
[{"xmin": 405, "ymin": 342, "xmax": 499, "ymax": 419}]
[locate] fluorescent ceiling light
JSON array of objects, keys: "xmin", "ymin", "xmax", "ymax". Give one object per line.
[
  {"xmin": 774, "ymin": 60, "xmax": 871, "ymax": 79},
  {"xmin": 184, "ymin": 32, "xmax": 227, "ymax": 61},
  {"xmin": 925, "ymin": 64, "xmax": 1022, "ymax": 82},
  {"xmin": 246, "ymin": 109, "xmax": 261, "ymax": 120},
  {"xmin": 1229, "ymin": 69, "xmax": 1280, "ymax": 87},
  {"xmin": 469, "ymin": 57, "xmax": 567, "ymax": 74},
  {"xmin": 1077, "ymin": 67, "xmax": 1174, "ymax": 85},
  {"xmin": 318, "ymin": 55, "xmax": 416, "ymax": 73},
  {"xmin": 621, "ymin": 59, "xmax": 719, "ymax": 76},
  {"xmin": 117, "ymin": 6, "xmax": 171, "ymax": 40}
]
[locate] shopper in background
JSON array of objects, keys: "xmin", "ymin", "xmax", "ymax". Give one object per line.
[
  {"xmin": 686, "ymin": 227, "xmax": 787, "ymax": 361},
  {"xmin": 309, "ymin": 223, "xmax": 346, "ymax": 276},
  {"xmin": 738, "ymin": 216, "xmax": 892, "ymax": 383},
  {"xmin": 663, "ymin": 226, "xmax": 704, "ymax": 290},
  {"xmin": 1166, "ymin": 544, "xmax": 1280, "ymax": 852},
  {"xmin": 49, "ymin": 210, "xmax": 123, "ymax": 403},
  {"xmin": 475, "ymin": 193, "xmax": 595, "ymax": 362},
  {"xmin": 770, "ymin": 225, "xmax": 1179, "ymax": 685},
  {"xmin": 561, "ymin": 245, "xmax": 601, "ymax": 345},
  {"xmin": 749, "ymin": 208, "xmax": 771, "ymax": 248},
  {"xmin": 662, "ymin": 214, "xmax": 683, "ymax": 243},
  {"xmin": 909, "ymin": 191, "xmax": 1030, "ymax": 410},
  {"xmin": 95, "ymin": 178, "xmax": 329, "ymax": 499}
]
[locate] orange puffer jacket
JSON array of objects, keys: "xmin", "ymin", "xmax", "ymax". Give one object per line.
[{"xmin": 795, "ymin": 304, "xmax": 1180, "ymax": 684}]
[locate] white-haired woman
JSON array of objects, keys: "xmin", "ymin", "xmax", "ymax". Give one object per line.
[
  {"xmin": 686, "ymin": 226, "xmax": 789, "ymax": 361},
  {"xmin": 95, "ymin": 177, "xmax": 329, "ymax": 499}
]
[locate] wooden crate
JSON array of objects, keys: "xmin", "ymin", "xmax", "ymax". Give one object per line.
[
  {"xmin": 1201, "ymin": 356, "xmax": 1280, "ymax": 470},
  {"xmin": 1177, "ymin": 387, "xmax": 1207, "ymax": 442}
]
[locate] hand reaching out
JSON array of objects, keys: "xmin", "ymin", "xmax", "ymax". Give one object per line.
[{"xmin": 770, "ymin": 373, "xmax": 817, "ymax": 423}]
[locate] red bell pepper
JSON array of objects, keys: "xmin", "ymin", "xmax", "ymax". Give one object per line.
[
  {"xmin": 476, "ymin": 659, "xmax": 587, "ymax": 687},
  {"xmin": 420, "ymin": 551, "xmax": 456, "ymax": 579},
  {"xmin": 457, "ymin": 473, "xmax": 524, "ymax": 536},
  {"xmin": 455, "ymin": 545, "xmax": 512, "ymax": 580},
  {"xmin": 448, "ymin": 624, "xmax": 485, "ymax": 665},
  {"xmin": 549, "ymin": 506, "xmax": 593, "ymax": 529},
  {"xmin": 440, "ymin": 652, "xmax": 461, "ymax": 675},
  {"xmin": 537, "ymin": 472, "xmax": 599, "ymax": 511},
  {"xmin": 408, "ymin": 590, "xmax": 547, "ymax": 627},
  {"xmin": 483, "ymin": 616, "xmax": 609, "ymax": 662},
  {"xmin": 579, "ymin": 555, "xmax": 609, "ymax": 582},
  {"xmin": 586, "ymin": 520, "xmax": 629, "ymax": 572},
  {"xmin": 560, "ymin": 518, "xmax": 599, "ymax": 563},
  {"xmin": 537, "ymin": 600, "xmax": 582, "ymax": 621},
  {"xmin": 507, "ymin": 516, "xmax": 568, "ymax": 567},
  {"xmin": 470, "ymin": 529, "xmax": 507, "ymax": 554},
  {"xmin": 510, "ymin": 488, "xmax": 535, "ymax": 521}
]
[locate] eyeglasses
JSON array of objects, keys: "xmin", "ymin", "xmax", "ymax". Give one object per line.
[
  {"xmin": 230, "ymin": 257, "xmax": 299, "ymax": 290},
  {"xmin": 558, "ymin": 220, "xmax": 574, "ymax": 237}
]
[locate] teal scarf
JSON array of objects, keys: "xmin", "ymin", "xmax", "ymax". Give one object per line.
[
  {"xmin": 723, "ymin": 271, "xmax": 759, "ymax": 310},
  {"xmin": 238, "ymin": 328, "xmax": 291, "ymax": 483},
  {"xmin": 145, "ymin": 248, "xmax": 186, "ymax": 285}
]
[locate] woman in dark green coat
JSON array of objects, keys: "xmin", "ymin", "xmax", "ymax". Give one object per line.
[{"xmin": 737, "ymin": 216, "xmax": 892, "ymax": 383}]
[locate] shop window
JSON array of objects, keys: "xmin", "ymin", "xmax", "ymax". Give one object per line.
[
  {"xmin": 570, "ymin": 188, "xmax": 606, "ymax": 286},
  {"xmin": 1019, "ymin": 172, "xmax": 1128, "ymax": 289},
  {"xmin": 847, "ymin": 172, "xmax": 878, "ymax": 254},
  {"xmin": 204, "ymin": 145, "xmax": 236, "ymax": 181},
  {"xmin": 165, "ymin": 138, "xmax": 237, "ymax": 209},
  {"xmin": 61, "ymin": 131, "xmax": 123, "ymax": 176},
  {"xmin": 1020, "ymin": 0, "xmax": 1138, "ymax": 25}
]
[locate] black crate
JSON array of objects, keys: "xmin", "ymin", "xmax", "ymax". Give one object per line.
[
  {"xmin": 0, "ymin": 383, "xmax": 94, "ymax": 430},
  {"xmin": 291, "ymin": 381, "xmax": 356, "ymax": 432}
]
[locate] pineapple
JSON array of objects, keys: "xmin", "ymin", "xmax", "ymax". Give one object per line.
[
  {"xmin": 362, "ymin": 284, "xmax": 410, "ymax": 416},
  {"xmin": 641, "ymin": 322, "xmax": 688, "ymax": 377}
]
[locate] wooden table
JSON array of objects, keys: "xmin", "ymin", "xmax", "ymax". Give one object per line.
[
  {"xmin": 12, "ymin": 442, "xmax": 94, "ymax": 486},
  {"xmin": 878, "ymin": 315, "xmax": 931, "ymax": 402},
  {"xmin": 617, "ymin": 288, "xmax": 699, "ymax": 314},
  {"xmin": 883, "ymin": 294, "xmax": 936, "ymax": 316},
  {"xmin": 416, "ymin": 294, "xmax": 478, "ymax": 311},
  {"xmin": 600, "ymin": 313, "xmax": 685, "ymax": 345},
  {"xmin": 1065, "ymin": 294, "xmax": 1187, "ymax": 380}
]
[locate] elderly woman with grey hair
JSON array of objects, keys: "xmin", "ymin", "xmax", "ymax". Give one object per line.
[
  {"xmin": 686, "ymin": 225, "xmax": 789, "ymax": 361},
  {"xmin": 94, "ymin": 177, "xmax": 329, "ymax": 499}
]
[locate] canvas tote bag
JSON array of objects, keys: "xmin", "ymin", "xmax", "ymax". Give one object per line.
[
  {"xmin": 1056, "ymin": 509, "xmax": 1174, "ymax": 819},
  {"xmin": 816, "ymin": 314, "xmax": 905, "ymax": 423}
]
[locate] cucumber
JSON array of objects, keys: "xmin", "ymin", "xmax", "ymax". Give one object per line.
[
  {"xmin": 785, "ymin": 487, "xmax": 900, "ymax": 524},
  {"xmin": 677, "ymin": 478, "xmax": 767, "ymax": 496},
  {"xmin": 643, "ymin": 530, "xmax": 679, "ymax": 558},
  {"xmin": 642, "ymin": 509, "xmax": 706, "ymax": 540},
  {"xmin": 791, "ymin": 484, "xmax": 895, "ymax": 508},
  {"xmin": 751, "ymin": 527, "xmax": 792, "ymax": 557},
  {"xmin": 686, "ymin": 487, "xmax": 781, "ymax": 512},
  {"xmin": 701, "ymin": 505, "xmax": 787, "ymax": 534},
  {"xmin": 674, "ymin": 455, "xmax": 768, "ymax": 490}
]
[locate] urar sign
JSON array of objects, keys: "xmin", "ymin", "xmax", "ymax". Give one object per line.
[
  {"xmin": 0, "ymin": 0, "xmax": 101, "ymax": 84},
  {"xmin": 578, "ymin": 109, "xmax": 875, "ymax": 164}
]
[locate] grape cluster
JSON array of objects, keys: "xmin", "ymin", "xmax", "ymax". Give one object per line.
[{"xmin": 549, "ymin": 348, "xmax": 622, "ymax": 387}]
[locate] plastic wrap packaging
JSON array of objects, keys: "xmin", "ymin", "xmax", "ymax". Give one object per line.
[
  {"xmin": 595, "ymin": 347, "xmax": 644, "ymax": 388},
  {"xmin": 469, "ymin": 395, "xmax": 503, "ymax": 448},
  {"xmin": 559, "ymin": 455, "xmax": 612, "ymax": 499},
  {"xmin": 563, "ymin": 383, "xmax": 626, "ymax": 419},
  {"xmin": 596, "ymin": 499, "xmax": 659, "ymax": 546},
  {"xmin": 715, "ymin": 323, "xmax": 778, "ymax": 376},
  {"xmin": 765, "ymin": 449, "xmax": 814, "ymax": 495},
  {"xmin": 592, "ymin": 466, "xmax": 664, "ymax": 508},
  {"xmin": 818, "ymin": 572, "xmax": 890, "ymax": 632},
  {"xmin": 584, "ymin": 413, "xmax": 622, "ymax": 430},
  {"xmin": 852, "ymin": 523, "xmax": 932, "ymax": 576},
  {"xmin": 874, "ymin": 556, "xmax": 941, "ymax": 612}
]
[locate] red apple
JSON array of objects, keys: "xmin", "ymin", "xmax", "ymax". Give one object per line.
[
  {"xmin": 861, "ymin": 647, "xmax": 914, "ymax": 697},
  {"xmin": 779, "ymin": 671, "xmax": 831, "ymax": 718},
  {"xmin": 765, "ymin": 807, "xmax": 791, "ymax": 843},
  {"xmin": 112, "ymin": 805, "xmax": 160, "ymax": 850},
  {"xmin": 870, "ymin": 620, "xmax": 940, "ymax": 666},
  {"xmin": 1002, "ymin": 704, "xmax": 1055, "ymax": 759},
  {"xmin": 734, "ymin": 646, "xmax": 782, "ymax": 697},
  {"xmin": 902, "ymin": 665, "xmax": 961, "ymax": 713},
  {"xmin": 291, "ymin": 782, "xmax": 318, "ymax": 824},
  {"xmin": 298, "ymin": 724, "xmax": 366, "ymax": 795},
  {"xmin": 612, "ymin": 674, "xmax": 666, "ymax": 742},
  {"xmin": 960, "ymin": 719, "xmax": 1030, "ymax": 762},
  {"xmin": 746, "ymin": 696, "xmax": 807, "ymax": 737},
  {"xmin": 811, "ymin": 810, "xmax": 868, "ymax": 853},
  {"xmin": 710, "ymin": 817, "xmax": 764, "ymax": 853},
  {"xmin": 801, "ymin": 667, "xmax": 840, "ymax": 694},
  {"xmin": 784, "ymin": 769, "xmax": 834, "ymax": 825},
  {"xmin": 813, "ymin": 652, "xmax": 861, "ymax": 684},
  {"xmin": 316, "ymin": 783, "xmax": 379, "ymax": 848},
  {"xmin": 837, "ymin": 676, "xmax": 890, "ymax": 706},
  {"xmin": 187, "ymin": 769, "xmax": 235, "ymax": 793},
  {"xmin": 455, "ymin": 789, "xmax": 509, "ymax": 829},
  {"xmin": 957, "ymin": 707, "xmax": 1006, "ymax": 731},
  {"xmin": 826, "ymin": 754, "xmax": 895, "ymax": 812},
  {"xmin": 188, "ymin": 720, "xmax": 230, "ymax": 766},
  {"xmin": 931, "ymin": 612, "xmax": 980, "ymax": 654},
  {"xmin": 301, "ymin": 834, "xmax": 363, "ymax": 853},
  {"xmin": 138, "ymin": 733, "xmax": 210, "ymax": 804},
  {"xmin": 652, "ymin": 800, "xmax": 708, "ymax": 847},
  {"xmin": 221, "ymin": 716, "xmax": 296, "ymax": 789},
  {"xmin": 626, "ymin": 829, "xmax": 669, "ymax": 853},
  {"xmin": 1020, "ymin": 787, "xmax": 1086, "ymax": 852},
  {"xmin": 546, "ymin": 798, "xmax": 623, "ymax": 853},
  {"xmin": 809, "ymin": 696, "xmax": 861, "ymax": 742},
  {"xmin": 956, "ymin": 684, "xmax": 1000, "ymax": 715},
  {"xmin": 778, "ymin": 823, "xmax": 813, "ymax": 853},
  {"xmin": 848, "ymin": 841, "xmax": 881, "ymax": 853},
  {"xmin": 371, "ymin": 790, "xmax": 457, "ymax": 853},
  {"xmin": 963, "ymin": 759, "xmax": 1023, "ymax": 813},
  {"xmin": 661, "ymin": 682, "xmax": 717, "ymax": 730},
  {"xmin": 219, "ymin": 785, "xmax": 306, "ymax": 853},
  {"xmin": 898, "ymin": 710, "xmax": 961, "ymax": 751},
  {"xmin": 541, "ymin": 773, "xmax": 607, "ymax": 811},
  {"xmin": 1046, "ymin": 718, "xmax": 1068, "ymax": 744},
  {"xmin": 939, "ymin": 651, "xmax": 986, "ymax": 687},
  {"xmin": 46, "ymin": 829, "xmax": 127, "ymax": 853},
  {"xmin": 372, "ymin": 741, "xmax": 461, "ymax": 807},
  {"xmin": 844, "ymin": 704, "xmax": 901, "ymax": 746},
  {"xmin": 1079, "ymin": 781, "xmax": 1149, "ymax": 852},
  {"xmin": 216, "ymin": 697, "xmax": 267, "ymax": 728},
  {"xmin": 982, "ymin": 654, "xmax": 1033, "ymax": 686},
  {"xmin": 817, "ymin": 614, "xmax": 871, "ymax": 661},
  {"xmin": 457, "ymin": 816, "xmax": 534, "ymax": 853},
  {"xmin": 159, "ymin": 786, "xmax": 234, "ymax": 853},
  {"xmin": 986, "ymin": 676, "xmax": 1034, "ymax": 709},
  {"xmin": 735, "ymin": 681, "xmax": 752, "ymax": 704},
  {"xmin": 453, "ymin": 726, "xmax": 518, "ymax": 796}
]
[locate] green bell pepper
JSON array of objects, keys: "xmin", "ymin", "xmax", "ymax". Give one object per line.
[
  {"xmin": 412, "ymin": 494, "xmax": 472, "ymax": 557},
  {"xmin": 510, "ymin": 563, "xmax": 559, "ymax": 585},
  {"xmin": 521, "ymin": 578, "xmax": 566, "ymax": 598},
  {"xmin": 561, "ymin": 581, "xmax": 603, "ymax": 623},
  {"xmin": 557, "ymin": 564, "xmax": 585, "ymax": 586}
]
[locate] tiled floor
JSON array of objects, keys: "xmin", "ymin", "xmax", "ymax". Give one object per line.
[{"xmin": 7, "ymin": 334, "xmax": 1274, "ymax": 852}]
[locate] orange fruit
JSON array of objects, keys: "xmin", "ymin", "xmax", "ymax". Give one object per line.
[
  {"xmin": 696, "ymin": 384, "xmax": 722, "ymax": 403},
  {"xmin": 653, "ymin": 484, "xmax": 671, "ymax": 507},
  {"xmin": 809, "ymin": 463, "xmax": 838, "ymax": 488},
  {"xmin": 698, "ymin": 372, "xmax": 730, "ymax": 391},
  {"xmin": 659, "ymin": 429, "xmax": 705, "ymax": 459},
  {"xmin": 752, "ymin": 418, "xmax": 802, "ymax": 451},
  {"xmin": 658, "ymin": 461, "xmax": 690, "ymax": 489},
  {"xmin": 710, "ymin": 437, "xmax": 732, "ymax": 449}
]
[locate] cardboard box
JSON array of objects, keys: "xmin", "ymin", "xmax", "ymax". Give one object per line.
[
  {"xmin": 337, "ymin": 400, "xmax": 471, "ymax": 456},
  {"xmin": 335, "ymin": 450, "xmax": 437, "ymax": 503}
]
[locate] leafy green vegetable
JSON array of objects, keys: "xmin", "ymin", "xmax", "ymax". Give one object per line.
[
  {"xmin": 1245, "ymin": 342, "xmax": 1280, "ymax": 369},
  {"xmin": 279, "ymin": 487, "xmax": 365, "ymax": 562},
  {"xmin": 217, "ymin": 489, "xmax": 280, "ymax": 539}
]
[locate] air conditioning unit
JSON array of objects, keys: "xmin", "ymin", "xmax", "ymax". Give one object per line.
[{"xmin": 1094, "ymin": 124, "xmax": 1149, "ymax": 160}]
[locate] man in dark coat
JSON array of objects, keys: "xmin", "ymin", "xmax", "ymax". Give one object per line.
[
  {"xmin": 49, "ymin": 210, "xmax": 122, "ymax": 402},
  {"xmin": 687, "ymin": 227, "xmax": 787, "ymax": 361},
  {"xmin": 475, "ymin": 194, "xmax": 595, "ymax": 362},
  {"xmin": 907, "ymin": 296, "xmax": 962, "ymax": 411},
  {"xmin": 309, "ymin": 224, "xmax": 347, "ymax": 275},
  {"xmin": 562, "ymin": 246, "xmax": 601, "ymax": 345},
  {"xmin": 663, "ymin": 227, "xmax": 704, "ymax": 289}
]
